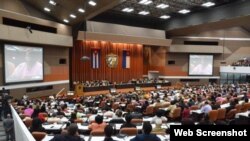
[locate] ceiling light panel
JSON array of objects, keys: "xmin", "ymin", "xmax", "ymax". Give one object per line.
[
  {"xmin": 49, "ymin": 0, "xmax": 56, "ymax": 6},
  {"xmin": 138, "ymin": 11, "xmax": 150, "ymax": 15},
  {"xmin": 122, "ymin": 8, "xmax": 134, "ymax": 13},
  {"xmin": 202, "ymin": 2, "xmax": 215, "ymax": 7},
  {"xmin": 63, "ymin": 19, "xmax": 69, "ymax": 23},
  {"xmin": 70, "ymin": 14, "xmax": 76, "ymax": 18},
  {"xmin": 156, "ymin": 4, "xmax": 169, "ymax": 9},
  {"xmin": 78, "ymin": 8, "xmax": 85, "ymax": 13},
  {"xmin": 139, "ymin": 0, "xmax": 152, "ymax": 5},
  {"xmin": 178, "ymin": 9, "xmax": 190, "ymax": 14},
  {"xmin": 160, "ymin": 15, "xmax": 170, "ymax": 19},
  {"xmin": 89, "ymin": 0, "xmax": 97, "ymax": 6},
  {"xmin": 44, "ymin": 7, "xmax": 51, "ymax": 12}
]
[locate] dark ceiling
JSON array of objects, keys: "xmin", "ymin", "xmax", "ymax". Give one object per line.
[{"xmin": 21, "ymin": 0, "xmax": 242, "ymax": 31}]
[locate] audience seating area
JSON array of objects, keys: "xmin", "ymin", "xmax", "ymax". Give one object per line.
[{"xmin": 11, "ymin": 83, "xmax": 250, "ymax": 141}]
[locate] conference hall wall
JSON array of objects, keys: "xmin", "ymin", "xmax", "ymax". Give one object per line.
[
  {"xmin": 143, "ymin": 27, "xmax": 250, "ymax": 84},
  {"xmin": 72, "ymin": 40, "xmax": 143, "ymax": 83}
]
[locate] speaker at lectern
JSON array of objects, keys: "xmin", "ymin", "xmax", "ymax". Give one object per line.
[{"xmin": 75, "ymin": 84, "xmax": 84, "ymax": 97}]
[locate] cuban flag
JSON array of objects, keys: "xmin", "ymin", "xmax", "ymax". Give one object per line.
[
  {"xmin": 91, "ymin": 49, "xmax": 100, "ymax": 69},
  {"xmin": 122, "ymin": 50, "xmax": 130, "ymax": 68}
]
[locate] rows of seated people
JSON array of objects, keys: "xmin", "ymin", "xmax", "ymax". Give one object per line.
[
  {"xmin": 73, "ymin": 78, "xmax": 166, "ymax": 87},
  {"xmin": 13, "ymin": 83, "xmax": 250, "ymax": 141},
  {"xmin": 231, "ymin": 58, "xmax": 250, "ymax": 66}
]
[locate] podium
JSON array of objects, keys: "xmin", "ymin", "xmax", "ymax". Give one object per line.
[{"xmin": 75, "ymin": 84, "xmax": 84, "ymax": 97}]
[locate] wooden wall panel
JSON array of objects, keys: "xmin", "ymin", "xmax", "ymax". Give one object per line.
[{"xmin": 72, "ymin": 40, "xmax": 143, "ymax": 82}]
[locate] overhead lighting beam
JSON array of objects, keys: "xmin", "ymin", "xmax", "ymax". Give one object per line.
[
  {"xmin": 202, "ymin": 2, "xmax": 215, "ymax": 7},
  {"xmin": 178, "ymin": 9, "xmax": 190, "ymax": 14},
  {"xmin": 88, "ymin": 0, "xmax": 97, "ymax": 6},
  {"xmin": 139, "ymin": 0, "xmax": 152, "ymax": 5}
]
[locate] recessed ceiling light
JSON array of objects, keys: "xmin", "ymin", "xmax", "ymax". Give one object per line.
[
  {"xmin": 156, "ymin": 3, "xmax": 169, "ymax": 9},
  {"xmin": 160, "ymin": 15, "xmax": 170, "ymax": 19},
  {"xmin": 49, "ymin": 0, "xmax": 56, "ymax": 6},
  {"xmin": 88, "ymin": 0, "xmax": 96, "ymax": 6},
  {"xmin": 63, "ymin": 19, "xmax": 69, "ymax": 23},
  {"xmin": 178, "ymin": 9, "xmax": 190, "ymax": 14},
  {"xmin": 138, "ymin": 11, "xmax": 150, "ymax": 15},
  {"xmin": 44, "ymin": 7, "xmax": 51, "ymax": 12},
  {"xmin": 78, "ymin": 8, "xmax": 85, "ymax": 13},
  {"xmin": 122, "ymin": 8, "xmax": 134, "ymax": 13},
  {"xmin": 139, "ymin": 0, "xmax": 152, "ymax": 5},
  {"xmin": 70, "ymin": 14, "xmax": 76, "ymax": 18},
  {"xmin": 202, "ymin": 2, "xmax": 215, "ymax": 7}
]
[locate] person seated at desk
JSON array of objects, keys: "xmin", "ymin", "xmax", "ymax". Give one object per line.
[
  {"xmin": 109, "ymin": 110, "xmax": 125, "ymax": 124},
  {"xmin": 104, "ymin": 125, "xmax": 116, "ymax": 141},
  {"xmin": 50, "ymin": 123, "xmax": 84, "ymax": 141},
  {"xmin": 151, "ymin": 110, "xmax": 167, "ymax": 124},
  {"xmin": 120, "ymin": 114, "xmax": 136, "ymax": 129},
  {"xmin": 24, "ymin": 105, "xmax": 34, "ymax": 117},
  {"xmin": 30, "ymin": 117, "xmax": 45, "ymax": 132},
  {"xmin": 200, "ymin": 101, "xmax": 212, "ymax": 114},
  {"xmin": 88, "ymin": 115, "xmax": 107, "ymax": 132},
  {"xmin": 166, "ymin": 101, "xmax": 177, "ymax": 117},
  {"xmin": 130, "ymin": 122, "xmax": 160, "ymax": 141}
]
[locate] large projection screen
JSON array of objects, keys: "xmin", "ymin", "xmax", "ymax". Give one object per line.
[
  {"xmin": 4, "ymin": 44, "xmax": 43, "ymax": 84},
  {"xmin": 189, "ymin": 54, "xmax": 213, "ymax": 76}
]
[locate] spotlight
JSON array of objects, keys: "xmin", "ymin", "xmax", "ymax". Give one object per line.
[{"xmin": 26, "ymin": 26, "xmax": 32, "ymax": 33}]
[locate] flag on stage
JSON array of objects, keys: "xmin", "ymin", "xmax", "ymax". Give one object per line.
[
  {"xmin": 122, "ymin": 50, "xmax": 130, "ymax": 68},
  {"xmin": 91, "ymin": 49, "xmax": 100, "ymax": 69}
]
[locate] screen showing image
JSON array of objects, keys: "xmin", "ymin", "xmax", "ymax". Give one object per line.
[
  {"xmin": 4, "ymin": 44, "xmax": 43, "ymax": 84},
  {"xmin": 189, "ymin": 54, "xmax": 213, "ymax": 76}
]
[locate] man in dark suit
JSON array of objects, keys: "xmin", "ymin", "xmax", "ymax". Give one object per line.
[
  {"xmin": 120, "ymin": 114, "xmax": 136, "ymax": 129},
  {"xmin": 3, "ymin": 114, "xmax": 14, "ymax": 141},
  {"xmin": 50, "ymin": 124, "xmax": 84, "ymax": 141},
  {"xmin": 130, "ymin": 122, "xmax": 160, "ymax": 141}
]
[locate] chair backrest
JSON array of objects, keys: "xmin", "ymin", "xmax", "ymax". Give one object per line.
[
  {"xmin": 39, "ymin": 112, "xmax": 48, "ymax": 117},
  {"xmin": 208, "ymin": 110, "xmax": 219, "ymax": 122},
  {"xmin": 190, "ymin": 105, "xmax": 199, "ymax": 110},
  {"xmin": 112, "ymin": 103, "xmax": 120, "ymax": 111},
  {"xmin": 32, "ymin": 132, "xmax": 47, "ymax": 141},
  {"xmin": 120, "ymin": 128, "xmax": 138, "ymax": 136},
  {"xmin": 241, "ymin": 103, "xmax": 250, "ymax": 112},
  {"xmin": 74, "ymin": 119, "xmax": 84, "ymax": 123},
  {"xmin": 235, "ymin": 104, "xmax": 242, "ymax": 113},
  {"xmin": 126, "ymin": 104, "xmax": 135, "ymax": 112},
  {"xmin": 217, "ymin": 108, "xmax": 226, "ymax": 120},
  {"xmin": 226, "ymin": 109, "xmax": 237, "ymax": 119},
  {"xmin": 131, "ymin": 118, "xmax": 143, "ymax": 124},
  {"xmin": 171, "ymin": 107, "xmax": 181, "ymax": 119},
  {"xmin": 24, "ymin": 118, "xmax": 33, "ymax": 128},
  {"xmin": 90, "ymin": 130, "xmax": 105, "ymax": 136},
  {"xmin": 144, "ymin": 106, "xmax": 154, "ymax": 115}
]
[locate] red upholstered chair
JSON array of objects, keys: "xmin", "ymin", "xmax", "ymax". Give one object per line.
[
  {"xmin": 120, "ymin": 128, "xmax": 138, "ymax": 136},
  {"xmin": 208, "ymin": 110, "xmax": 219, "ymax": 122},
  {"xmin": 32, "ymin": 132, "xmax": 47, "ymax": 141},
  {"xmin": 217, "ymin": 108, "xmax": 226, "ymax": 120}
]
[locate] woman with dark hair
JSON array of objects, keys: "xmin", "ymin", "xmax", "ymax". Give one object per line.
[
  {"xmin": 69, "ymin": 112, "xmax": 77, "ymax": 124},
  {"xmin": 30, "ymin": 117, "xmax": 45, "ymax": 132},
  {"xmin": 31, "ymin": 106, "xmax": 40, "ymax": 118},
  {"xmin": 104, "ymin": 125, "xmax": 116, "ymax": 141}
]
